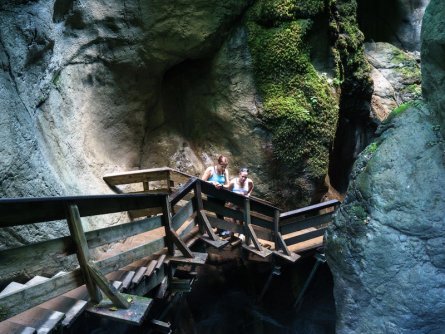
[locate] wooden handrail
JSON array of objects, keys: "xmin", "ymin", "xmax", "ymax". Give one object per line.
[
  {"xmin": 279, "ymin": 199, "xmax": 340, "ymax": 222},
  {"xmin": 0, "ymin": 193, "xmax": 168, "ymax": 227},
  {"xmin": 169, "ymin": 177, "xmax": 198, "ymax": 206}
]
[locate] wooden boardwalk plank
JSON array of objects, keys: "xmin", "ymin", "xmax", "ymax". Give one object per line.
[
  {"xmin": 87, "ymin": 293, "xmax": 153, "ymax": 326},
  {"xmin": 9, "ymin": 307, "xmax": 64, "ymax": 334},
  {"xmin": 0, "ymin": 321, "xmax": 36, "ymax": 334},
  {"xmin": 39, "ymin": 295, "xmax": 87, "ymax": 327}
]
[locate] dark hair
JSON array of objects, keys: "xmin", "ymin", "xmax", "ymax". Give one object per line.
[
  {"xmin": 239, "ymin": 167, "xmax": 249, "ymax": 173},
  {"xmin": 218, "ymin": 155, "xmax": 228, "ymax": 164}
]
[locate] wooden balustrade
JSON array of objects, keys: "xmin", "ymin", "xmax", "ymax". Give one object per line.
[{"xmin": 0, "ymin": 167, "xmax": 340, "ymax": 324}]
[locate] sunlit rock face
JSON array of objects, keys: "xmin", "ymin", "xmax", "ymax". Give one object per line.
[
  {"xmin": 0, "ymin": 0, "xmax": 251, "ymax": 246},
  {"xmin": 366, "ymin": 42, "xmax": 421, "ymax": 121},
  {"xmin": 326, "ymin": 1, "xmax": 445, "ymax": 332}
]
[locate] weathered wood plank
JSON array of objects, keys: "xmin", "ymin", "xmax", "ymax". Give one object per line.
[
  {"xmin": 207, "ymin": 216, "xmax": 243, "ymax": 234},
  {"xmin": 243, "ymin": 199, "xmax": 262, "ymax": 251},
  {"xmin": 88, "ymin": 263, "xmax": 129, "ymax": 308},
  {"xmin": 86, "ymin": 293, "xmax": 153, "ymax": 326},
  {"xmin": 144, "ymin": 260, "xmax": 157, "ymax": 277},
  {"xmin": 280, "ymin": 200, "xmax": 340, "ymax": 221},
  {"xmin": 103, "ymin": 169, "xmax": 171, "ymax": 186},
  {"xmin": 161, "ymin": 197, "xmax": 175, "ymax": 256},
  {"xmin": 178, "ymin": 217, "xmax": 197, "ymax": 239},
  {"xmin": 132, "ymin": 266, "xmax": 148, "ymax": 285},
  {"xmin": 67, "ymin": 205, "xmax": 101, "ymax": 303},
  {"xmin": 0, "ymin": 194, "xmax": 167, "ymax": 227},
  {"xmin": 39, "ymin": 295, "xmax": 87, "ymax": 327},
  {"xmin": 128, "ymin": 207, "xmax": 163, "ymax": 219},
  {"xmin": 8, "ymin": 307, "xmax": 64, "ymax": 334},
  {"xmin": 172, "ymin": 201, "xmax": 194, "ymax": 231},
  {"xmin": 0, "ymin": 320, "xmax": 36, "ymax": 334},
  {"xmin": 155, "ymin": 254, "xmax": 166, "ymax": 271},
  {"xmin": 198, "ymin": 210, "xmax": 218, "ymax": 241},
  {"xmin": 202, "ymin": 199, "xmax": 243, "ymax": 221},
  {"xmin": 284, "ymin": 228, "xmax": 327, "ymax": 246},
  {"xmin": 0, "ymin": 271, "xmax": 84, "ymax": 321},
  {"xmin": 170, "ymin": 229, "xmax": 193, "ymax": 258},
  {"xmin": 169, "ymin": 178, "xmax": 197, "ymax": 206},
  {"xmin": 87, "ymin": 215, "xmax": 163, "ymax": 248},
  {"xmin": 280, "ymin": 213, "xmax": 334, "ymax": 235},
  {"xmin": 95, "ymin": 237, "xmax": 165, "ymax": 275},
  {"xmin": 0, "ymin": 216, "xmax": 162, "ymax": 283}
]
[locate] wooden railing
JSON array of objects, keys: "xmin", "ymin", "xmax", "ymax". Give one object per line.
[
  {"xmin": 0, "ymin": 193, "xmax": 169, "ymax": 321},
  {"xmin": 0, "ymin": 168, "xmax": 340, "ymax": 323}
]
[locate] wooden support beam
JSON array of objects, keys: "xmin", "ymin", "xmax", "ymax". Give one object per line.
[
  {"xmin": 198, "ymin": 210, "xmax": 218, "ymax": 241},
  {"xmin": 87, "ymin": 262, "xmax": 130, "ymax": 309},
  {"xmin": 193, "ymin": 181, "xmax": 206, "ymax": 235},
  {"xmin": 243, "ymin": 198, "xmax": 262, "ymax": 251},
  {"xmin": 170, "ymin": 229, "xmax": 194, "ymax": 258},
  {"xmin": 161, "ymin": 197, "xmax": 175, "ymax": 256},
  {"xmin": 66, "ymin": 205, "xmax": 101, "ymax": 303},
  {"xmin": 273, "ymin": 209, "xmax": 292, "ymax": 256}
]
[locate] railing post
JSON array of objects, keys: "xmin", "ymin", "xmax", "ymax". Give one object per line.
[
  {"xmin": 193, "ymin": 181, "xmax": 206, "ymax": 235},
  {"xmin": 274, "ymin": 209, "xmax": 280, "ymax": 245},
  {"xmin": 243, "ymin": 197, "xmax": 262, "ymax": 251},
  {"xmin": 161, "ymin": 196, "xmax": 175, "ymax": 256},
  {"xmin": 66, "ymin": 204, "xmax": 102, "ymax": 303}
]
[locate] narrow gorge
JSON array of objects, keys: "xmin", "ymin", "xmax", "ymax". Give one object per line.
[{"xmin": 1, "ymin": 0, "xmax": 444, "ymax": 333}]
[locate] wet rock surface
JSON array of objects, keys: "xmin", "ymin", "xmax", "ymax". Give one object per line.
[{"xmin": 365, "ymin": 42, "xmax": 421, "ymax": 121}]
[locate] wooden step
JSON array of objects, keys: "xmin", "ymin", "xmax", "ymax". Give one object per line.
[
  {"xmin": 0, "ymin": 282, "xmax": 25, "ymax": 297},
  {"xmin": 168, "ymin": 251, "xmax": 208, "ymax": 266},
  {"xmin": 199, "ymin": 235, "xmax": 229, "ymax": 249},
  {"xmin": 9, "ymin": 307, "xmax": 64, "ymax": 334},
  {"xmin": 242, "ymin": 244, "xmax": 273, "ymax": 259},
  {"xmin": 0, "ymin": 320, "xmax": 36, "ymax": 334},
  {"xmin": 132, "ymin": 266, "xmax": 147, "ymax": 286},
  {"xmin": 112, "ymin": 280, "xmax": 123, "ymax": 291},
  {"xmin": 39, "ymin": 295, "xmax": 87, "ymax": 327},
  {"xmin": 63, "ymin": 285, "xmax": 90, "ymax": 301},
  {"xmin": 273, "ymin": 250, "xmax": 301, "ymax": 263},
  {"xmin": 121, "ymin": 271, "xmax": 136, "ymax": 290},
  {"xmin": 87, "ymin": 293, "xmax": 153, "ymax": 326},
  {"xmin": 24, "ymin": 276, "xmax": 49, "ymax": 287}
]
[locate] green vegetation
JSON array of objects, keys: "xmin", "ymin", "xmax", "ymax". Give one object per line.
[
  {"xmin": 246, "ymin": 0, "xmax": 339, "ymax": 180},
  {"xmin": 349, "ymin": 203, "xmax": 367, "ymax": 221},
  {"xmin": 384, "ymin": 100, "xmax": 424, "ymax": 123},
  {"xmin": 366, "ymin": 142, "xmax": 378, "ymax": 154}
]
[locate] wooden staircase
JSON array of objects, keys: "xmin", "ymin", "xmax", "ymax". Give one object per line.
[{"xmin": 0, "ymin": 167, "xmax": 340, "ymax": 333}]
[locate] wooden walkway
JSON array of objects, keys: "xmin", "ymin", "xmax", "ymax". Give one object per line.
[{"xmin": 0, "ymin": 167, "xmax": 340, "ymax": 333}]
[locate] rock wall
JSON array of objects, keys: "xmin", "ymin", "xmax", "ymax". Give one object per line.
[
  {"xmin": 357, "ymin": 0, "xmax": 430, "ymax": 51},
  {"xmin": 1, "ymin": 0, "xmax": 347, "ymax": 248},
  {"xmin": 0, "ymin": 0, "xmax": 251, "ymax": 247},
  {"xmin": 326, "ymin": 0, "xmax": 445, "ymax": 332}
]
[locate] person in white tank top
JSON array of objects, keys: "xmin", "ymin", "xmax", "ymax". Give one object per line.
[
  {"xmin": 228, "ymin": 167, "xmax": 254, "ymax": 197},
  {"xmin": 227, "ymin": 168, "xmax": 254, "ymax": 239}
]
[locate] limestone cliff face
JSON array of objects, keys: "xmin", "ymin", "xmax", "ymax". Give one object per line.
[
  {"xmin": 0, "ymin": 0, "xmax": 251, "ymax": 247},
  {"xmin": 326, "ymin": 0, "xmax": 445, "ymax": 332},
  {"xmin": 1, "ymin": 0, "xmax": 345, "ymax": 248}
]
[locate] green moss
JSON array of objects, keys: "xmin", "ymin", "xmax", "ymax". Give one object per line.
[
  {"xmin": 366, "ymin": 142, "xmax": 378, "ymax": 154},
  {"xmin": 330, "ymin": 0, "xmax": 372, "ymax": 93},
  {"xmin": 253, "ymin": 0, "xmax": 326, "ymax": 26},
  {"xmin": 246, "ymin": 1, "xmax": 339, "ymax": 180}
]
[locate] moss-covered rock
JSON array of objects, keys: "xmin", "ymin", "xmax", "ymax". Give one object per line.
[{"xmin": 246, "ymin": 0, "xmax": 340, "ymax": 206}]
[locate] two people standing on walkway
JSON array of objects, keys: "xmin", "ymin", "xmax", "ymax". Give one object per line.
[{"xmin": 201, "ymin": 156, "xmax": 254, "ymax": 197}]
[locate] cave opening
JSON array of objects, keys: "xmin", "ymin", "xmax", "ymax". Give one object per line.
[
  {"xmin": 356, "ymin": 0, "xmax": 404, "ymax": 45},
  {"xmin": 159, "ymin": 57, "xmax": 230, "ymax": 145}
]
